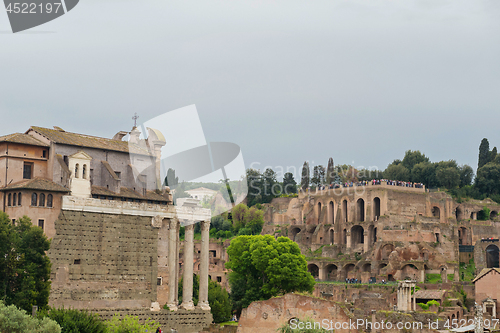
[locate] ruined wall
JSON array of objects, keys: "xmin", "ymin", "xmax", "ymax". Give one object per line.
[
  {"xmin": 48, "ymin": 210, "xmax": 158, "ymax": 309},
  {"xmin": 237, "ymin": 293, "xmax": 358, "ymax": 333},
  {"xmin": 94, "ymin": 308, "xmax": 212, "ymax": 333}
]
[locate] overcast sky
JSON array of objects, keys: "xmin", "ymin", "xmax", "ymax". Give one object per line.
[{"xmin": 1, "ymin": 0, "xmax": 499, "ymax": 181}]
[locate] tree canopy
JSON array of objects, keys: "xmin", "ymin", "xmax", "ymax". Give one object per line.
[
  {"xmin": 0, "ymin": 214, "xmax": 52, "ymax": 313},
  {"xmin": 226, "ymin": 235, "xmax": 315, "ymax": 315}
]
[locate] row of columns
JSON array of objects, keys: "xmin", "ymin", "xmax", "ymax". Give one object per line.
[
  {"xmin": 396, "ymin": 280, "xmax": 416, "ymax": 312},
  {"xmin": 166, "ymin": 219, "xmax": 211, "ymax": 311}
]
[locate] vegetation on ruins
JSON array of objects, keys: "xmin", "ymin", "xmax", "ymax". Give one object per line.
[
  {"xmin": 226, "ymin": 235, "xmax": 315, "ymax": 315},
  {"xmin": 0, "ymin": 213, "xmax": 52, "ymax": 313},
  {"xmin": 39, "ymin": 307, "xmax": 107, "ymax": 333},
  {"xmin": 0, "ymin": 301, "xmax": 61, "ymax": 333},
  {"xmin": 106, "ymin": 314, "xmax": 160, "ymax": 333},
  {"xmin": 177, "ymin": 274, "xmax": 232, "ymax": 323},
  {"xmin": 206, "ymin": 203, "xmax": 265, "ymax": 239}
]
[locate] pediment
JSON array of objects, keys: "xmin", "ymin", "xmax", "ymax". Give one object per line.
[{"xmin": 69, "ymin": 150, "xmax": 92, "ymax": 160}]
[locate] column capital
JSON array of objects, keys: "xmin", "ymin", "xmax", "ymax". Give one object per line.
[
  {"xmin": 201, "ymin": 220, "xmax": 211, "ymax": 232},
  {"xmin": 169, "ymin": 218, "xmax": 179, "ymax": 229},
  {"xmin": 185, "ymin": 223, "xmax": 194, "ymax": 231}
]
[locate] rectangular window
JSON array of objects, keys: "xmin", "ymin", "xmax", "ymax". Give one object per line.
[
  {"xmin": 115, "ymin": 171, "xmax": 121, "ymax": 179},
  {"xmin": 12, "ymin": 219, "xmax": 15, "ymax": 225},
  {"xmin": 23, "ymin": 163, "xmax": 33, "ymax": 179},
  {"xmin": 38, "ymin": 219, "xmax": 44, "ymax": 230},
  {"xmin": 217, "ymin": 276, "xmax": 222, "ymax": 283},
  {"xmin": 74, "ymin": 259, "xmax": 81, "ymax": 265},
  {"xmin": 42, "ymin": 150, "xmax": 47, "ymax": 158},
  {"xmin": 157, "ymin": 277, "xmax": 162, "ymax": 286}
]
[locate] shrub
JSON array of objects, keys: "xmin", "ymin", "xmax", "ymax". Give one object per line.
[
  {"xmin": 417, "ymin": 302, "xmax": 429, "ymax": 310},
  {"xmin": 42, "ymin": 308, "xmax": 107, "ymax": 333},
  {"xmin": 0, "ymin": 301, "xmax": 61, "ymax": 333},
  {"xmin": 106, "ymin": 314, "xmax": 160, "ymax": 333},
  {"xmin": 208, "ymin": 280, "xmax": 232, "ymax": 323}
]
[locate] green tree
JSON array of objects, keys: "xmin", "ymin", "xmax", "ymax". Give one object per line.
[
  {"xmin": 282, "ymin": 172, "xmax": 297, "ymax": 195},
  {"xmin": 479, "ymin": 138, "xmax": 490, "ymax": 169},
  {"xmin": 178, "ymin": 274, "xmax": 231, "ymax": 323},
  {"xmin": 164, "ymin": 168, "xmax": 179, "ymax": 188},
  {"xmin": 0, "ymin": 214, "xmax": 52, "ymax": 313},
  {"xmin": 232, "ymin": 203, "xmax": 249, "ymax": 232},
  {"xmin": 0, "ymin": 301, "xmax": 60, "ymax": 333},
  {"xmin": 208, "ymin": 279, "xmax": 232, "ymax": 323},
  {"xmin": 42, "ymin": 308, "xmax": 107, "ymax": 333},
  {"xmin": 325, "ymin": 158, "xmax": 335, "ymax": 185},
  {"xmin": 459, "ymin": 165, "xmax": 474, "ymax": 187},
  {"xmin": 301, "ymin": 162, "xmax": 309, "ymax": 190},
  {"xmin": 384, "ymin": 163, "xmax": 410, "ymax": 181},
  {"xmin": 311, "ymin": 166, "xmax": 325, "ymax": 187},
  {"xmin": 246, "ymin": 169, "xmax": 263, "ymax": 207},
  {"xmin": 263, "ymin": 168, "xmax": 279, "ymax": 203},
  {"xmin": 476, "ymin": 162, "xmax": 500, "ymax": 196},
  {"xmin": 411, "ymin": 162, "xmax": 437, "ymax": 187},
  {"xmin": 401, "ymin": 150, "xmax": 430, "ymax": 171},
  {"xmin": 226, "ymin": 235, "xmax": 315, "ymax": 315},
  {"xmin": 244, "ymin": 207, "xmax": 265, "ymax": 235},
  {"xmin": 436, "ymin": 167, "xmax": 460, "ymax": 189},
  {"xmin": 490, "ymin": 147, "xmax": 498, "ymax": 164}
]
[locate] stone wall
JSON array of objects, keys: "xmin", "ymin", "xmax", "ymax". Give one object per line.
[
  {"xmin": 237, "ymin": 293, "xmax": 358, "ymax": 333},
  {"xmin": 48, "ymin": 210, "xmax": 159, "ymax": 309},
  {"xmin": 93, "ymin": 308, "xmax": 212, "ymax": 333}
]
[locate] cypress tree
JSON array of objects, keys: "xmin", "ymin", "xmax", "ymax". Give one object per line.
[
  {"xmin": 478, "ymin": 138, "xmax": 490, "ymax": 169},
  {"xmin": 301, "ymin": 161, "xmax": 309, "ymax": 190},
  {"xmin": 326, "ymin": 157, "xmax": 334, "ymax": 185}
]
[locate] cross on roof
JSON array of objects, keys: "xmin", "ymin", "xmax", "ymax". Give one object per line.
[{"xmin": 132, "ymin": 113, "xmax": 139, "ymax": 127}]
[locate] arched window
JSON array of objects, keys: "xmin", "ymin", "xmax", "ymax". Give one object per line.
[
  {"xmin": 82, "ymin": 164, "xmax": 87, "ymax": 179},
  {"xmin": 75, "ymin": 164, "xmax": 79, "ymax": 178},
  {"xmin": 18, "ymin": 192, "xmax": 22, "ymax": 206},
  {"xmin": 7, "ymin": 193, "xmax": 11, "ymax": 206},
  {"xmin": 39, "ymin": 193, "xmax": 45, "ymax": 207},
  {"xmin": 47, "ymin": 194, "xmax": 53, "ymax": 208},
  {"xmin": 31, "ymin": 193, "xmax": 37, "ymax": 206},
  {"xmin": 13, "ymin": 193, "xmax": 17, "ymax": 206}
]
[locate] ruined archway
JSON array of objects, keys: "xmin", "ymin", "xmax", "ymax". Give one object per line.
[
  {"xmin": 342, "ymin": 199, "xmax": 348, "ymax": 222},
  {"xmin": 351, "ymin": 225, "xmax": 364, "ymax": 247},
  {"xmin": 342, "ymin": 264, "xmax": 355, "ymax": 280},
  {"xmin": 329, "ymin": 229, "xmax": 334, "ymax": 244},
  {"xmin": 308, "ymin": 264, "xmax": 319, "ymax": 278},
  {"xmin": 362, "ymin": 263, "xmax": 371, "ymax": 273},
  {"xmin": 378, "ymin": 263, "xmax": 387, "ymax": 274},
  {"xmin": 486, "ymin": 244, "xmax": 500, "ymax": 268},
  {"xmin": 491, "ymin": 211, "xmax": 498, "ymax": 220},
  {"xmin": 458, "ymin": 227, "xmax": 467, "ymax": 245},
  {"xmin": 343, "ymin": 228, "xmax": 347, "ymax": 245},
  {"xmin": 328, "ymin": 201, "xmax": 335, "ymax": 225},
  {"xmin": 325, "ymin": 264, "xmax": 338, "ymax": 281},
  {"xmin": 317, "ymin": 202, "xmax": 322, "ymax": 224},
  {"xmin": 290, "ymin": 227, "xmax": 301, "ymax": 242},
  {"xmin": 401, "ymin": 264, "xmax": 418, "ymax": 280},
  {"xmin": 356, "ymin": 198, "xmax": 365, "ymax": 222},
  {"xmin": 373, "ymin": 197, "xmax": 381, "ymax": 221},
  {"xmin": 455, "ymin": 207, "xmax": 464, "ymax": 221},
  {"xmin": 381, "ymin": 244, "xmax": 394, "ymax": 260},
  {"xmin": 432, "ymin": 206, "xmax": 440, "ymax": 218}
]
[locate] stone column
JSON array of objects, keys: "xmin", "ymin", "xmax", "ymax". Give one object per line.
[
  {"xmin": 198, "ymin": 220, "xmax": 211, "ymax": 310},
  {"xmin": 167, "ymin": 218, "xmax": 179, "ymax": 311},
  {"xmin": 346, "ymin": 231, "xmax": 352, "ymax": 249},
  {"xmin": 363, "ymin": 231, "xmax": 369, "ymax": 253},
  {"xmin": 181, "ymin": 224, "xmax": 195, "ymax": 310}
]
